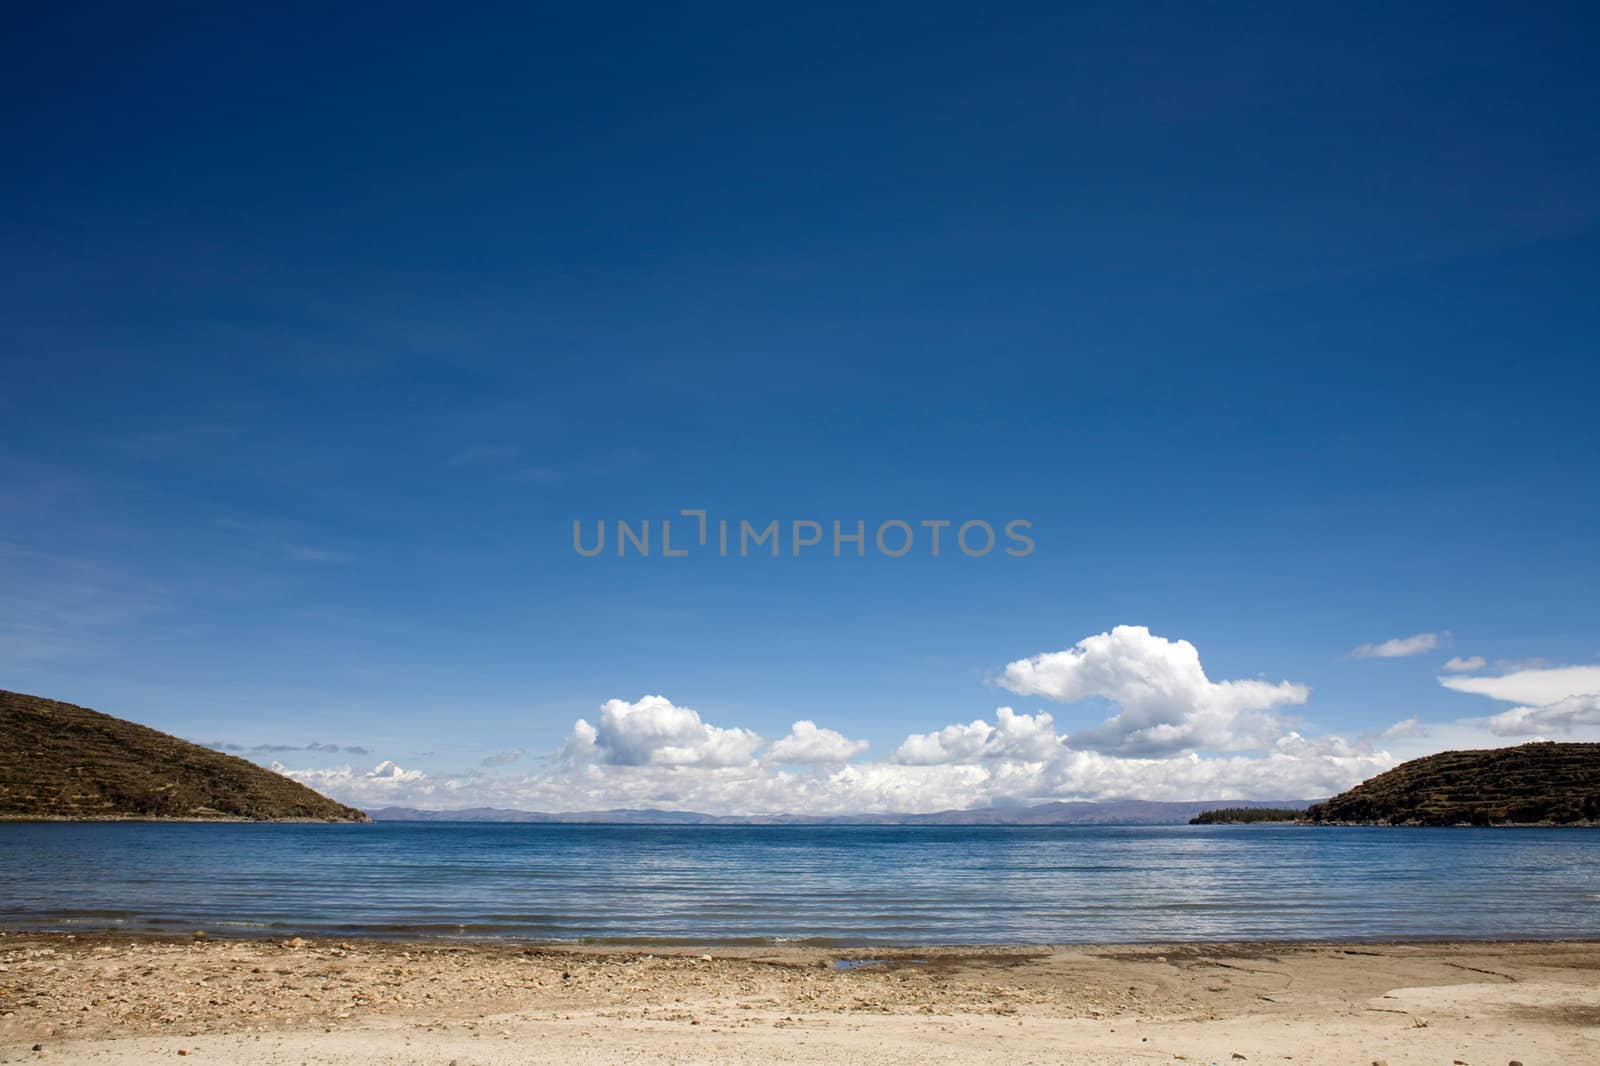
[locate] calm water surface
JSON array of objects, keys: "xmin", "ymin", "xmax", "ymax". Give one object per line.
[{"xmin": 2, "ymin": 823, "xmax": 1596, "ymax": 944}]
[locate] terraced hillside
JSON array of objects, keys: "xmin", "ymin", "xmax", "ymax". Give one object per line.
[{"xmin": 1305, "ymin": 742, "xmax": 1600, "ymax": 826}]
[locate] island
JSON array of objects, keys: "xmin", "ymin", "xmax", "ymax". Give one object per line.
[
  {"xmin": 0, "ymin": 689, "xmax": 369, "ymax": 822},
  {"xmin": 1188, "ymin": 806, "xmax": 1306, "ymax": 824}
]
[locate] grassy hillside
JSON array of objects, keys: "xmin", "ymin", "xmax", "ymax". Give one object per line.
[
  {"xmin": 1305, "ymin": 742, "xmax": 1600, "ymax": 826},
  {"xmin": 0, "ymin": 689, "xmax": 369, "ymax": 822}
]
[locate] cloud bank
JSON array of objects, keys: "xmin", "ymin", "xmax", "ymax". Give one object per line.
[
  {"xmin": 209, "ymin": 740, "xmax": 371, "ymax": 756},
  {"xmin": 273, "ymin": 625, "xmax": 1416, "ymax": 816},
  {"xmin": 1428, "ymin": 660, "xmax": 1600, "ymax": 743},
  {"xmin": 1487, "ymin": 694, "xmax": 1600, "ymax": 737}
]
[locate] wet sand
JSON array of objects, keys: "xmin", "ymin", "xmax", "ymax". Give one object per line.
[{"xmin": 1, "ymin": 933, "xmax": 1595, "ymax": 1063}]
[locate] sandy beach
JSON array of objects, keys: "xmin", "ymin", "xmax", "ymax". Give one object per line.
[{"xmin": 0, "ymin": 934, "xmax": 1594, "ymax": 1064}]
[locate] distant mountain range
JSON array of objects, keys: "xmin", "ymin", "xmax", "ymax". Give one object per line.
[
  {"xmin": 369, "ymin": 798, "xmax": 1316, "ymax": 826},
  {"xmin": 0, "ymin": 690, "xmax": 369, "ymax": 822}
]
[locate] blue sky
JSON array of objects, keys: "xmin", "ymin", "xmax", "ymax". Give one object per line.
[{"xmin": 3, "ymin": 3, "xmax": 1598, "ymax": 812}]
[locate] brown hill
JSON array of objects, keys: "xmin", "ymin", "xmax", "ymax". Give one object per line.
[
  {"xmin": 1305, "ymin": 742, "xmax": 1600, "ymax": 826},
  {"xmin": 0, "ymin": 689, "xmax": 369, "ymax": 822}
]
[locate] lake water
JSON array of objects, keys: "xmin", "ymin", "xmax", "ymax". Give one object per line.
[{"xmin": 2, "ymin": 822, "xmax": 1596, "ymax": 944}]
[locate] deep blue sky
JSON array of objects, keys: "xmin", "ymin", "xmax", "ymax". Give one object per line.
[{"xmin": 2, "ymin": 3, "xmax": 1597, "ymax": 808}]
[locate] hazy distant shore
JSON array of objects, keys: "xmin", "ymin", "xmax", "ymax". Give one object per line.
[
  {"xmin": 2, "ymin": 932, "xmax": 1595, "ymax": 1064},
  {"xmin": 366, "ymin": 798, "xmax": 1317, "ymax": 825}
]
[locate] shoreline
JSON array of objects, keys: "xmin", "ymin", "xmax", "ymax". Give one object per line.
[
  {"xmin": 7, "ymin": 814, "xmax": 1599, "ymax": 827},
  {"xmin": 4, "ymin": 927, "xmax": 1599, "ymax": 949},
  {"xmin": 3, "ymin": 932, "xmax": 1596, "ymax": 1064}
]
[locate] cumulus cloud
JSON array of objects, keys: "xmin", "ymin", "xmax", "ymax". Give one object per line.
[
  {"xmin": 1442, "ymin": 656, "xmax": 1485, "ymax": 673},
  {"xmin": 1486, "ymin": 694, "xmax": 1600, "ymax": 737},
  {"xmin": 566, "ymin": 695, "xmax": 763, "ymax": 768},
  {"xmin": 766, "ymin": 721, "xmax": 868, "ymax": 764},
  {"xmin": 368, "ymin": 760, "xmax": 423, "ymax": 781},
  {"xmin": 274, "ymin": 760, "xmax": 430, "ymax": 803},
  {"xmin": 893, "ymin": 707, "xmax": 1062, "ymax": 764},
  {"xmin": 1350, "ymin": 632, "xmax": 1443, "ymax": 659},
  {"xmin": 999, "ymin": 625, "xmax": 1308, "ymax": 755}
]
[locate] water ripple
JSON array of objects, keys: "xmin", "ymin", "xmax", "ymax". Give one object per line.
[{"xmin": 1, "ymin": 823, "xmax": 1597, "ymax": 944}]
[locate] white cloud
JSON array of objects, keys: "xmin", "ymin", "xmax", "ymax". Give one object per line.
[
  {"xmin": 1442, "ymin": 655, "xmax": 1485, "ymax": 673},
  {"xmin": 563, "ymin": 718, "xmax": 598, "ymax": 759},
  {"xmin": 1350, "ymin": 632, "xmax": 1443, "ymax": 659},
  {"xmin": 1038, "ymin": 733, "xmax": 1392, "ymax": 802},
  {"xmin": 274, "ymin": 760, "xmax": 430, "ymax": 804},
  {"xmin": 1438, "ymin": 664, "xmax": 1600, "ymax": 706},
  {"xmin": 893, "ymin": 707, "xmax": 1063, "ymax": 765},
  {"xmin": 566, "ymin": 695, "xmax": 763, "ymax": 768},
  {"xmin": 1431, "ymin": 661, "xmax": 1600, "ymax": 745},
  {"xmin": 481, "ymin": 749, "xmax": 525, "ymax": 768},
  {"xmin": 999, "ymin": 625, "xmax": 1308, "ymax": 755},
  {"xmin": 1486, "ymin": 694, "xmax": 1600, "ymax": 737},
  {"xmin": 367, "ymin": 759, "xmax": 423, "ymax": 781},
  {"xmin": 766, "ymin": 721, "xmax": 868, "ymax": 764},
  {"xmin": 1378, "ymin": 717, "xmax": 1429, "ymax": 740}
]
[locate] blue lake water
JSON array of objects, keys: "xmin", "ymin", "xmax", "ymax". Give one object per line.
[{"xmin": 1, "ymin": 822, "xmax": 1596, "ymax": 944}]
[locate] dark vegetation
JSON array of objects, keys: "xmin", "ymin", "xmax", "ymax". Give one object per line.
[
  {"xmin": 1305, "ymin": 742, "xmax": 1600, "ymax": 826},
  {"xmin": 1189, "ymin": 807, "xmax": 1305, "ymax": 824},
  {"xmin": 0, "ymin": 689, "xmax": 369, "ymax": 821}
]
